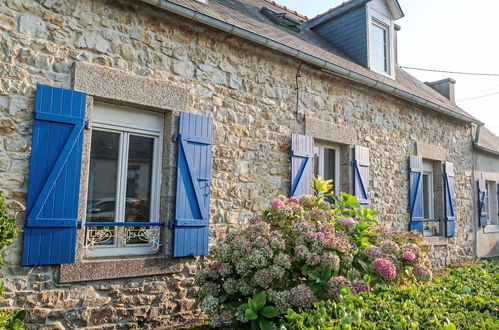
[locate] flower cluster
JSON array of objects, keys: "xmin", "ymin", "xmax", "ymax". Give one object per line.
[
  {"xmin": 364, "ymin": 227, "xmax": 432, "ymax": 284},
  {"xmin": 288, "ymin": 284, "xmax": 316, "ymax": 308},
  {"xmin": 339, "ymin": 217, "xmax": 356, "ymax": 229},
  {"xmin": 412, "ymin": 263, "xmax": 433, "ymax": 281},
  {"xmin": 327, "ymin": 276, "xmax": 368, "ymax": 298},
  {"xmin": 197, "ymin": 179, "xmax": 434, "ymax": 328},
  {"xmin": 373, "ymin": 258, "xmax": 397, "ymax": 280}
]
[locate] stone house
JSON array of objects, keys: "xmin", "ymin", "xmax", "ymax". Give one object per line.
[
  {"xmin": 0, "ymin": 0, "xmax": 494, "ymax": 328},
  {"xmin": 474, "ymin": 126, "xmax": 499, "ymax": 258}
]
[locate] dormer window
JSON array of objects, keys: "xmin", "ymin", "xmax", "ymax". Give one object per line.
[
  {"xmin": 370, "ymin": 19, "xmax": 390, "ymax": 74},
  {"xmin": 308, "ymin": 0, "xmax": 403, "ymax": 79}
]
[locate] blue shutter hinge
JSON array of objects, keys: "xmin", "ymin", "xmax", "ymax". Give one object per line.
[
  {"xmin": 173, "ymin": 134, "xmax": 181, "ymax": 141},
  {"xmin": 84, "ymin": 121, "xmax": 91, "ymax": 130},
  {"xmin": 169, "ymin": 220, "xmax": 177, "ymax": 229},
  {"xmin": 77, "ymin": 220, "xmax": 83, "ymax": 229}
]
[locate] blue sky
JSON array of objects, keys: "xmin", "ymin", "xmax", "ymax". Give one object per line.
[{"xmin": 279, "ymin": 0, "xmax": 499, "ymax": 136}]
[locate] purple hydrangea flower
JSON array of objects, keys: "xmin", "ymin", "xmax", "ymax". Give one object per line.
[
  {"xmin": 402, "ymin": 250, "xmax": 416, "ymax": 261},
  {"xmin": 350, "ymin": 280, "xmax": 368, "ymax": 295},
  {"xmin": 412, "ymin": 264, "xmax": 432, "ymax": 281},
  {"xmin": 253, "ymin": 270, "xmax": 273, "ymax": 288},
  {"xmin": 380, "ymin": 240, "xmax": 400, "ymax": 254},
  {"xmin": 327, "ymin": 276, "xmax": 351, "ymax": 298},
  {"xmin": 373, "ymin": 258, "xmax": 397, "ymax": 280},
  {"xmin": 340, "ymin": 217, "xmax": 356, "ymax": 229},
  {"xmin": 365, "ymin": 246, "xmax": 382, "ymax": 260},
  {"xmin": 289, "ymin": 284, "xmax": 316, "ymax": 308}
]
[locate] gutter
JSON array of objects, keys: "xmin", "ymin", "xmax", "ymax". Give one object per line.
[
  {"xmin": 473, "ymin": 143, "xmax": 499, "ymax": 157},
  {"xmin": 140, "ymin": 0, "xmax": 483, "ymax": 126}
]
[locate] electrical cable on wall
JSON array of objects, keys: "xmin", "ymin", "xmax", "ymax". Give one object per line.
[{"xmin": 295, "ymin": 62, "xmax": 305, "ymax": 124}]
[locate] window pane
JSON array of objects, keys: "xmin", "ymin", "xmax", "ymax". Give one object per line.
[
  {"xmin": 422, "ymin": 173, "xmax": 431, "ymax": 219},
  {"xmin": 371, "ymin": 23, "xmax": 388, "ymax": 72},
  {"xmin": 313, "ymin": 146, "xmax": 320, "ymax": 178},
  {"xmin": 86, "ymin": 130, "xmax": 120, "ymax": 223},
  {"xmin": 125, "ymin": 135, "xmax": 154, "ymax": 222},
  {"xmin": 323, "ymin": 148, "xmax": 336, "ymax": 186}
]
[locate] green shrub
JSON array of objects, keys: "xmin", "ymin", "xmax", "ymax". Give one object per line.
[
  {"xmin": 281, "ymin": 260, "xmax": 499, "ymax": 329},
  {"xmin": 0, "ymin": 191, "xmax": 25, "ymax": 329},
  {"xmin": 197, "ymin": 178, "xmax": 432, "ymax": 328}
]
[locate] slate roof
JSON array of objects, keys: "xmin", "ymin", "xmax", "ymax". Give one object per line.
[
  {"xmin": 477, "ymin": 127, "xmax": 499, "ymax": 154},
  {"xmin": 152, "ymin": 0, "xmax": 480, "ymax": 123}
]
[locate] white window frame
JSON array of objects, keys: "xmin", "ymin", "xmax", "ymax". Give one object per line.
[
  {"xmin": 486, "ymin": 181, "xmax": 496, "ymax": 226},
  {"xmin": 367, "ymin": 8, "xmax": 395, "ymax": 78},
  {"xmin": 313, "ymin": 145, "xmax": 341, "ymax": 195},
  {"xmin": 85, "ymin": 103, "xmax": 163, "ymax": 257},
  {"xmin": 422, "ymin": 162, "xmax": 434, "ymax": 221}
]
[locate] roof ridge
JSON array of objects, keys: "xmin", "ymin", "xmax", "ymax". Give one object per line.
[
  {"xmin": 310, "ymin": 0, "xmax": 356, "ymax": 21},
  {"xmin": 262, "ymin": 0, "xmax": 308, "ymax": 20}
]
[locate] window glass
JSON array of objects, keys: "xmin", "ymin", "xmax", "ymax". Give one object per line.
[
  {"xmin": 313, "ymin": 146, "xmax": 320, "ymax": 178},
  {"xmin": 485, "ymin": 182, "xmax": 491, "ymax": 225},
  {"xmin": 125, "ymin": 135, "xmax": 154, "ymax": 223},
  {"xmin": 87, "ymin": 130, "xmax": 120, "ymax": 223},
  {"xmin": 371, "ymin": 22, "xmax": 388, "ymax": 73},
  {"xmin": 313, "ymin": 145, "xmax": 339, "ymax": 198},
  {"xmin": 323, "ymin": 148, "xmax": 336, "ymax": 185},
  {"xmin": 422, "ymin": 173, "xmax": 432, "ymax": 220}
]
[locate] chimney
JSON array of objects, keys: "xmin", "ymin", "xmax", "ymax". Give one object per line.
[{"xmin": 425, "ymin": 78, "xmax": 456, "ymax": 103}]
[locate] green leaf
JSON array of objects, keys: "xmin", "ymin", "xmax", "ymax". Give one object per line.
[
  {"xmin": 245, "ymin": 309, "xmax": 258, "ymax": 320},
  {"xmin": 259, "ymin": 318, "xmax": 274, "ymax": 330},
  {"xmin": 261, "ymin": 306, "xmax": 281, "ymax": 318},
  {"xmin": 239, "ymin": 303, "xmax": 249, "ymax": 311},
  {"xmin": 249, "ymin": 298, "xmax": 257, "ymax": 311},
  {"xmin": 254, "ymin": 292, "xmax": 267, "ymax": 311},
  {"xmin": 14, "ymin": 310, "xmax": 26, "ymax": 321}
]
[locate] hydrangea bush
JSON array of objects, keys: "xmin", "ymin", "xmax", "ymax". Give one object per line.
[{"xmin": 196, "ymin": 178, "xmax": 432, "ymax": 329}]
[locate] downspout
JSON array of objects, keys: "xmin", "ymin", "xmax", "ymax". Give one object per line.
[
  {"xmin": 471, "ymin": 124, "xmax": 484, "ymax": 258},
  {"xmin": 140, "ymin": 0, "xmax": 483, "ymax": 126}
]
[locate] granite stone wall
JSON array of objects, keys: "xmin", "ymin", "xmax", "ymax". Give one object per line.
[{"xmin": 0, "ymin": 0, "xmax": 475, "ymax": 328}]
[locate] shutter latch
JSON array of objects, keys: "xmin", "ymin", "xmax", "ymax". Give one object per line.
[{"xmin": 84, "ymin": 121, "xmax": 92, "ymax": 130}]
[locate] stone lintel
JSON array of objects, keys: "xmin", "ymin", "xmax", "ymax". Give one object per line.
[
  {"xmin": 416, "ymin": 141, "xmax": 446, "ymax": 161},
  {"xmin": 305, "ymin": 117, "xmax": 356, "ymax": 145},
  {"xmin": 59, "ymin": 256, "xmax": 187, "ymax": 283},
  {"xmin": 72, "ymin": 62, "xmax": 187, "ymax": 112},
  {"xmin": 474, "ymin": 171, "xmax": 499, "ymax": 182}
]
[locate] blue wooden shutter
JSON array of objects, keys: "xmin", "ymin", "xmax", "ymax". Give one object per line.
[
  {"xmin": 409, "ymin": 155, "xmax": 424, "ymax": 233},
  {"xmin": 172, "ymin": 112, "xmax": 212, "ymax": 257},
  {"xmin": 291, "ymin": 134, "xmax": 313, "ymax": 197},
  {"xmin": 478, "ymin": 178, "xmax": 488, "ymax": 227},
  {"xmin": 353, "ymin": 146, "xmax": 370, "ymax": 208},
  {"xmin": 22, "ymin": 84, "xmax": 86, "ymax": 266},
  {"xmin": 443, "ymin": 162, "xmax": 455, "ymax": 237}
]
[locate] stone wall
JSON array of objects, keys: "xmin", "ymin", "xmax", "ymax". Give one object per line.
[{"xmin": 0, "ymin": 0, "xmax": 475, "ymax": 328}]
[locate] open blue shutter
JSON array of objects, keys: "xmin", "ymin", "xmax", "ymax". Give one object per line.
[
  {"xmin": 443, "ymin": 162, "xmax": 455, "ymax": 237},
  {"xmin": 22, "ymin": 84, "xmax": 86, "ymax": 266},
  {"xmin": 409, "ymin": 155, "xmax": 424, "ymax": 233},
  {"xmin": 353, "ymin": 146, "xmax": 370, "ymax": 208},
  {"xmin": 291, "ymin": 134, "xmax": 313, "ymax": 198},
  {"xmin": 478, "ymin": 178, "xmax": 488, "ymax": 227},
  {"xmin": 172, "ymin": 112, "xmax": 212, "ymax": 257}
]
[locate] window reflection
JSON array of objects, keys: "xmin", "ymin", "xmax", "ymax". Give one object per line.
[{"xmin": 86, "ymin": 130, "xmax": 120, "ymax": 224}]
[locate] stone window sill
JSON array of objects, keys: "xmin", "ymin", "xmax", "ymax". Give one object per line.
[
  {"xmin": 484, "ymin": 224, "xmax": 499, "ymax": 234},
  {"xmin": 424, "ymin": 236, "xmax": 449, "ymax": 246},
  {"xmin": 59, "ymin": 256, "xmax": 189, "ymax": 283}
]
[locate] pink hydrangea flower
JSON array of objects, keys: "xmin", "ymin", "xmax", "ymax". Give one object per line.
[
  {"xmin": 402, "ymin": 250, "xmax": 416, "ymax": 261},
  {"xmin": 373, "ymin": 258, "xmax": 397, "ymax": 280},
  {"xmin": 271, "ymin": 199, "xmax": 285, "ymax": 209},
  {"xmin": 366, "ymin": 246, "xmax": 382, "ymax": 260},
  {"xmin": 340, "ymin": 217, "xmax": 356, "ymax": 229},
  {"xmin": 327, "ymin": 276, "xmax": 351, "ymax": 298},
  {"xmin": 288, "ymin": 197, "xmax": 298, "ymax": 203},
  {"xmin": 350, "ymin": 280, "xmax": 368, "ymax": 295}
]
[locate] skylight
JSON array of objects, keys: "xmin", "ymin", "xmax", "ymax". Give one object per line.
[{"xmin": 260, "ymin": 7, "xmax": 303, "ymax": 32}]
